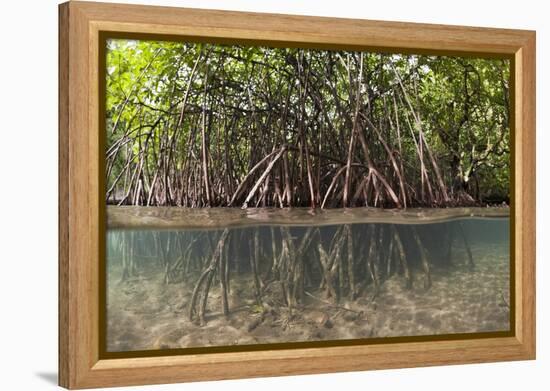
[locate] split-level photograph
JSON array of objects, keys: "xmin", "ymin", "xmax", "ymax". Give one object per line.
[{"xmin": 103, "ymin": 39, "xmax": 511, "ymax": 353}]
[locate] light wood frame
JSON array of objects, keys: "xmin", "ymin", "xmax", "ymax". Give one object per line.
[{"xmin": 59, "ymin": 1, "xmax": 536, "ymax": 389}]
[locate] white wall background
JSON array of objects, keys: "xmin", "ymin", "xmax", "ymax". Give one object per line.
[{"xmin": 0, "ymin": 0, "xmax": 546, "ymax": 389}]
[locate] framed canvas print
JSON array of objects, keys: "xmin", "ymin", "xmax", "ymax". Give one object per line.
[{"xmin": 58, "ymin": 1, "xmax": 536, "ymax": 389}]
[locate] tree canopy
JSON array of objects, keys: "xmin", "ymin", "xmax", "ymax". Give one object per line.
[{"xmin": 105, "ymin": 39, "xmax": 510, "ymax": 208}]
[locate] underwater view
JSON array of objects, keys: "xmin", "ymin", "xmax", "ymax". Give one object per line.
[
  {"xmin": 103, "ymin": 39, "xmax": 511, "ymax": 353},
  {"xmin": 106, "ymin": 207, "xmax": 510, "ymax": 352}
]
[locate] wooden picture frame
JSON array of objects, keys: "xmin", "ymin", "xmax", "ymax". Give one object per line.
[{"xmin": 59, "ymin": 1, "xmax": 536, "ymax": 388}]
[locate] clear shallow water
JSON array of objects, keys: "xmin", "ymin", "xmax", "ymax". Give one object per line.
[{"xmin": 106, "ymin": 208, "xmax": 510, "ymax": 352}]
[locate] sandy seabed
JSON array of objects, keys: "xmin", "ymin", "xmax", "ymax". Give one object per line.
[{"xmin": 106, "ymin": 241, "xmax": 510, "ymax": 352}]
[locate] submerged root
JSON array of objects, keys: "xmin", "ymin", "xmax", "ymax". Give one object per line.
[
  {"xmin": 220, "ymin": 236, "xmax": 230, "ymax": 317},
  {"xmin": 188, "ymin": 229, "xmax": 229, "ymax": 325},
  {"xmin": 119, "ymin": 231, "xmax": 136, "ymax": 283},
  {"xmin": 411, "ymin": 227, "xmax": 432, "ymax": 290},
  {"xmin": 457, "ymin": 222, "xmax": 475, "ymax": 269},
  {"xmin": 346, "ymin": 225, "xmax": 356, "ymax": 300},
  {"xmin": 392, "ymin": 225, "xmax": 412, "ymax": 289},
  {"xmin": 366, "ymin": 225, "xmax": 380, "ymax": 296},
  {"xmin": 251, "ymin": 229, "xmax": 262, "ymax": 305}
]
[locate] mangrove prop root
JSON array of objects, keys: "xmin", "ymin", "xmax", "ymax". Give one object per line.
[
  {"xmin": 225, "ymin": 235, "xmax": 231, "ymax": 295},
  {"xmin": 457, "ymin": 222, "xmax": 475, "ymax": 269},
  {"xmin": 411, "ymin": 227, "xmax": 432, "ymax": 290},
  {"xmin": 446, "ymin": 226, "xmax": 454, "ymax": 264},
  {"xmin": 320, "ymin": 228, "xmax": 335, "ymax": 297},
  {"xmin": 366, "ymin": 225, "xmax": 380, "ymax": 294},
  {"xmin": 292, "ymin": 227, "xmax": 315, "ymax": 304},
  {"xmin": 251, "ymin": 229, "xmax": 262, "ymax": 305},
  {"xmin": 392, "ymin": 225, "xmax": 412, "ymax": 289},
  {"xmin": 279, "ymin": 228, "xmax": 292, "ymax": 309},
  {"xmin": 386, "ymin": 234, "xmax": 395, "ymax": 278},
  {"xmin": 330, "ymin": 227, "xmax": 347, "ymax": 303},
  {"xmin": 198, "ymin": 268, "xmax": 215, "ymax": 325},
  {"xmin": 171, "ymin": 233, "xmax": 200, "ymax": 275},
  {"xmin": 119, "ymin": 231, "xmax": 137, "ymax": 283},
  {"xmin": 345, "ymin": 225, "xmax": 356, "ymax": 300},
  {"xmin": 241, "ymin": 146, "xmax": 287, "ymax": 209},
  {"xmin": 130, "ymin": 231, "xmax": 137, "ymax": 277},
  {"xmin": 120, "ymin": 232, "xmax": 129, "ymax": 282},
  {"xmin": 375, "ymin": 225, "xmax": 385, "ymax": 280},
  {"xmin": 220, "ymin": 235, "xmax": 229, "ymax": 317},
  {"xmin": 188, "ymin": 229, "xmax": 229, "ymax": 323},
  {"xmin": 318, "ymin": 243, "xmax": 336, "ymax": 300}
]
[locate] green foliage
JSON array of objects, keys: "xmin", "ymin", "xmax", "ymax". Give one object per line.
[{"xmin": 105, "ymin": 38, "xmax": 510, "ymax": 207}]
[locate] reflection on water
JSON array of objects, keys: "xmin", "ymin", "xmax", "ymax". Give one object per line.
[{"xmin": 106, "ymin": 207, "xmax": 510, "ymax": 353}]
